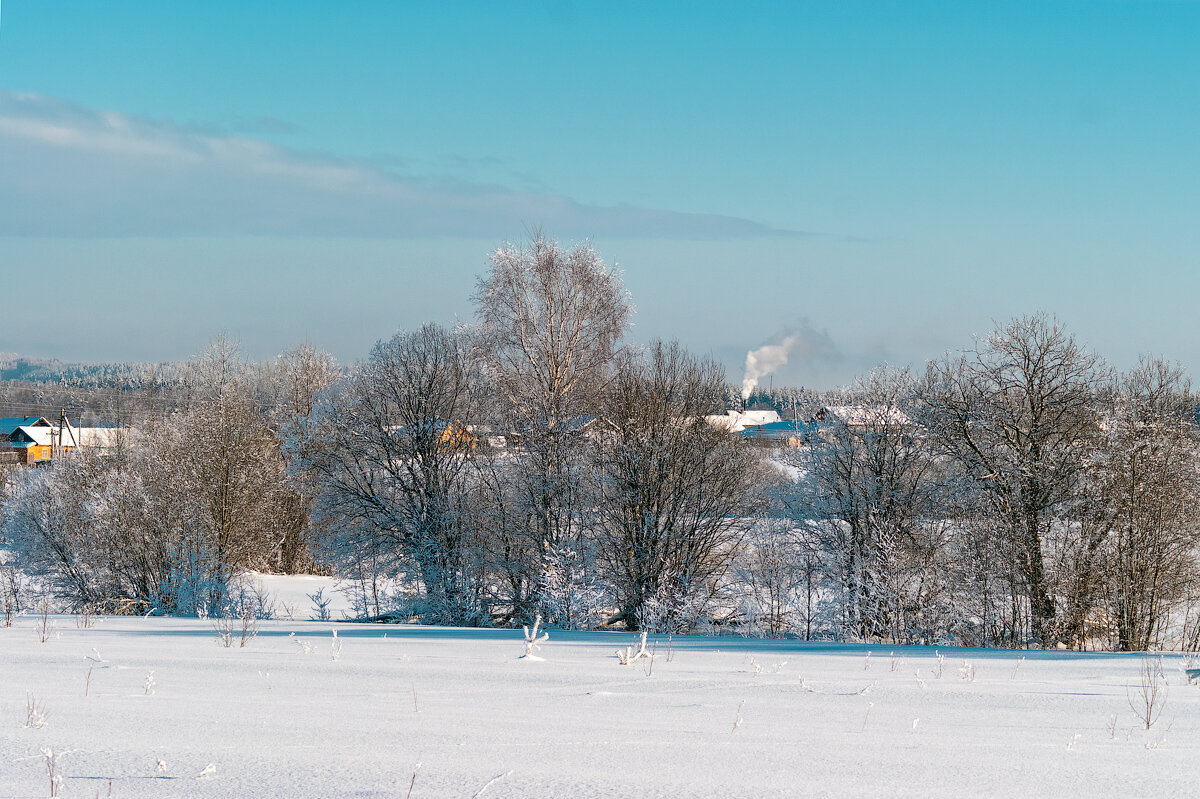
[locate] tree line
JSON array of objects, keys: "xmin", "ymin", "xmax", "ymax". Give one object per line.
[{"xmin": 2, "ymin": 236, "xmax": 1199, "ymax": 651}]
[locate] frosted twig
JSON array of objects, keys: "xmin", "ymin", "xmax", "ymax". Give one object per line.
[
  {"xmin": 472, "ymin": 769, "xmax": 512, "ymax": 797},
  {"xmin": 41, "ymin": 747, "xmax": 62, "ymax": 797},
  {"xmin": 406, "ymin": 758, "xmax": 422, "ymax": 799}
]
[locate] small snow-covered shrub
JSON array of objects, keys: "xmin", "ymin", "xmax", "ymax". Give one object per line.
[
  {"xmin": 308, "ymin": 588, "xmax": 332, "ymax": 621},
  {"xmin": 637, "ymin": 579, "xmax": 714, "ymax": 635},
  {"xmin": 212, "ymin": 604, "xmax": 258, "ymax": 648},
  {"xmin": 1129, "ymin": 656, "xmax": 1168, "ymax": 730},
  {"xmin": 536, "ymin": 544, "xmax": 608, "ymax": 631},
  {"xmin": 34, "ymin": 594, "xmax": 55, "ymax": 643},
  {"xmin": 25, "ymin": 692, "xmax": 47, "ymax": 728}
]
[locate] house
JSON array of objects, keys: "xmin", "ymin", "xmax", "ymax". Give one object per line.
[
  {"xmin": 0, "ymin": 417, "xmax": 124, "ymax": 465},
  {"xmin": 0, "ymin": 416, "xmax": 55, "ymax": 465},
  {"xmin": 739, "ymin": 419, "xmax": 815, "ymax": 448},
  {"xmin": 60, "ymin": 422, "xmax": 123, "ymax": 455},
  {"xmin": 812, "ymin": 405, "xmax": 913, "ymax": 430},
  {"xmin": 705, "ymin": 409, "xmax": 782, "ymax": 433},
  {"xmin": 387, "ymin": 420, "xmax": 479, "ymax": 454},
  {"xmin": 438, "ymin": 420, "xmax": 477, "ymax": 454},
  {"xmin": 504, "ymin": 415, "xmax": 598, "ymax": 448}
]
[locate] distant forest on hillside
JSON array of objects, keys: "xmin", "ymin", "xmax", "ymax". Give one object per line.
[{"xmin": 0, "ymin": 352, "xmax": 839, "ymax": 427}]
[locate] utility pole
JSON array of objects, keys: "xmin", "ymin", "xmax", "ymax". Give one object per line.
[{"xmin": 55, "ymin": 408, "xmax": 77, "ymax": 460}]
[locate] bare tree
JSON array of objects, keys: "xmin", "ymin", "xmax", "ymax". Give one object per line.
[
  {"xmin": 732, "ymin": 517, "xmax": 819, "ymax": 638},
  {"xmin": 923, "ymin": 314, "xmax": 1104, "ymax": 646},
  {"xmin": 1089, "ymin": 357, "xmax": 1200, "ymax": 650},
  {"xmin": 474, "ymin": 234, "xmax": 631, "ymax": 622},
  {"xmin": 592, "ymin": 341, "xmax": 767, "ymax": 631},
  {"xmin": 291, "ymin": 324, "xmax": 488, "ymax": 623},
  {"xmin": 1, "ymin": 435, "xmax": 219, "ymax": 615},
  {"xmin": 802, "ymin": 367, "xmax": 947, "ymax": 642}
]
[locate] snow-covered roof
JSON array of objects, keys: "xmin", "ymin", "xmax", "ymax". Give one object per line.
[
  {"xmin": 4, "ymin": 422, "xmax": 124, "ymax": 450},
  {"xmin": 705, "ymin": 410, "xmax": 782, "ymax": 432},
  {"xmin": 816, "ymin": 405, "xmax": 913, "ymax": 428},
  {"xmin": 12, "ymin": 425, "xmax": 54, "ymax": 447},
  {"xmin": 76, "ymin": 427, "xmax": 121, "ymax": 448}
]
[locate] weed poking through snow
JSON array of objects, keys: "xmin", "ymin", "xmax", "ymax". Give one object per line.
[
  {"xmin": 41, "ymin": 747, "xmax": 62, "ymax": 797},
  {"xmin": 520, "ymin": 615, "xmax": 549, "ymax": 659},
  {"xmin": 616, "ymin": 631, "xmax": 651, "ymax": 665},
  {"xmin": 472, "ymin": 769, "xmax": 512, "ymax": 798},
  {"xmin": 406, "ymin": 757, "xmax": 422, "ymax": 799},
  {"xmin": 25, "ymin": 692, "xmax": 47, "ymax": 728}
]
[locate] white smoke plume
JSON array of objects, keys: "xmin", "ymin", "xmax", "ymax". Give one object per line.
[
  {"xmin": 742, "ymin": 335, "xmax": 799, "ymax": 400},
  {"xmin": 741, "ymin": 321, "xmax": 841, "ymax": 400}
]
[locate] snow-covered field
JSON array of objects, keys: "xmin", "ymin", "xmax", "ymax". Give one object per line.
[{"xmin": 4, "ymin": 609, "xmax": 1200, "ymax": 797}]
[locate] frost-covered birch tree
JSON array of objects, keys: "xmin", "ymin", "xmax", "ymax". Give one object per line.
[{"xmin": 474, "ymin": 235, "xmax": 631, "ymax": 623}]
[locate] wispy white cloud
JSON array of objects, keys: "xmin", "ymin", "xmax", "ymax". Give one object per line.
[{"xmin": 0, "ymin": 92, "xmax": 799, "ymax": 239}]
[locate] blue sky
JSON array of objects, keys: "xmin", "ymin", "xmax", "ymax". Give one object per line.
[{"xmin": 2, "ymin": 2, "xmax": 1199, "ymax": 388}]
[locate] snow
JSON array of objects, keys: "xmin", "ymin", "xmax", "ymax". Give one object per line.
[
  {"xmin": 239, "ymin": 572, "xmax": 361, "ymax": 619},
  {"xmin": 4, "ymin": 595, "xmax": 1200, "ymax": 796}
]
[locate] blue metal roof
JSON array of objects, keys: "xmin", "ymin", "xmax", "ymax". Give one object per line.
[{"xmin": 0, "ymin": 417, "xmax": 51, "ymax": 436}]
